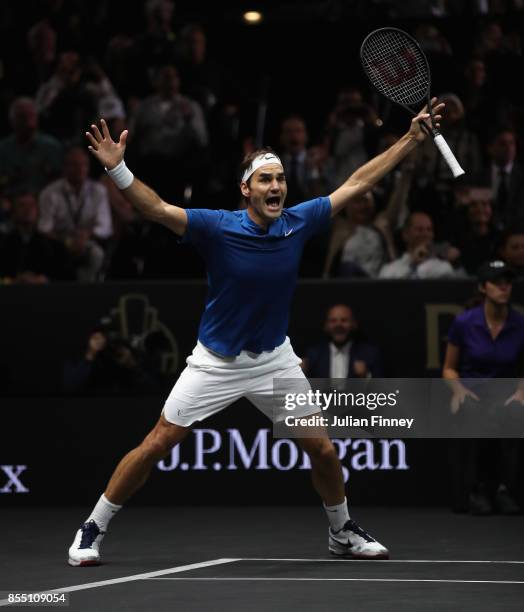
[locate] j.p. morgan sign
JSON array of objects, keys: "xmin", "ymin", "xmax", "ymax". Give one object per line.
[{"xmin": 157, "ymin": 429, "xmax": 409, "ymax": 482}]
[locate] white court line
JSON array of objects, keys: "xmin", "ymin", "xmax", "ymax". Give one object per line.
[
  {"xmin": 151, "ymin": 578, "xmax": 524, "ymax": 585},
  {"xmin": 0, "ymin": 558, "xmax": 239, "ymax": 607},
  {"xmin": 237, "ymin": 558, "xmax": 524, "ymax": 564}
]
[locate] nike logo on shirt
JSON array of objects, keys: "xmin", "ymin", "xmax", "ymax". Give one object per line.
[{"xmin": 285, "ymin": 229, "xmax": 293, "ymax": 237}]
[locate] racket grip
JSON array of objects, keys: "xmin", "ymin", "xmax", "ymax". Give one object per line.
[{"xmin": 433, "ymin": 134, "xmax": 465, "ymax": 178}]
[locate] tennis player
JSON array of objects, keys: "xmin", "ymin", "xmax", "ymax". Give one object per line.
[{"xmin": 68, "ymin": 99, "xmax": 444, "ymax": 566}]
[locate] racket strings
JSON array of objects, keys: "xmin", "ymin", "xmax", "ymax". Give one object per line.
[{"xmin": 361, "ymin": 30, "xmax": 429, "ymax": 107}]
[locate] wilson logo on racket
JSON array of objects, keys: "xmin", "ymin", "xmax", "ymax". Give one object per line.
[{"xmin": 370, "ymin": 48, "xmax": 417, "ymax": 87}]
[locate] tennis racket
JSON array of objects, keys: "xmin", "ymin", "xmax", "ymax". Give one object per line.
[{"xmin": 360, "ymin": 27, "xmax": 465, "ymax": 178}]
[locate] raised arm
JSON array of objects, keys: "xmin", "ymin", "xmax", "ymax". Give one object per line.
[
  {"xmin": 86, "ymin": 119, "xmax": 187, "ymax": 236},
  {"xmin": 329, "ymin": 99, "xmax": 444, "ymax": 217}
]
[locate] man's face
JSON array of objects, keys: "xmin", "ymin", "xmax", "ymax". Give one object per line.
[
  {"xmin": 157, "ymin": 66, "xmax": 180, "ymax": 97},
  {"xmin": 467, "ymin": 59, "xmax": 486, "ymax": 87},
  {"xmin": 442, "ymin": 98, "xmax": 462, "ymax": 124},
  {"xmin": 324, "ymin": 306, "xmax": 355, "ymax": 346},
  {"xmin": 501, "ymin": 234, "xmax": 524, "ymax": 267},
  {"xmin": 468, "ymin": 199, "xmax": 492, "ymax": 225},
  {"xmin": 490, "ymin": 131, "xmax": 517, "ymax": 166},
  {"xmin": 280, "ymin": 118, "xmax": 307, "ymax": 156},
  {"xmin": 404, "ymin": 213, "xmax": 434, "ymax": 250},
  {"xmin": 64, "ymin": 149, "xmax": 89, "ymax": 186},
  {"xmin": 346, "ymin": 194, "xmax": 374, "ymax": 225},
  {"xmin": 242, "ymin": 164, "xmax": 287, "ymax": 225}
]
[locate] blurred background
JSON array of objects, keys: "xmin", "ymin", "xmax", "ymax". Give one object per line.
[{"xmin": 1, "ymin": 0, "xmax": 524, "ymax": 513}]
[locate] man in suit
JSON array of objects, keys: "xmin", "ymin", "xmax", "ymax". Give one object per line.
[
  {"xmin": 302, "ymin": 304, "xmax": 383, "ymax": 378},
  {"xmin": 478, "ymin": 128, "xmax": 524, "ymax": 230}
]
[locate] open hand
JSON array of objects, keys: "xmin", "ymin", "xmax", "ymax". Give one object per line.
[
  {"xmin": 86, "ymin": 118, "xmax": 128, "ymax": 170},
  {"xmin": 450, "ymin": 386, "xmax": 479, "ymax": 415},
  {"xmin": 504, "ymin": 388, "xmax": 524, "ymax": 407}
]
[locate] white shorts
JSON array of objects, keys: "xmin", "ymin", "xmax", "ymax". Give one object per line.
[{"xmin": 162, "ymin": 337, "xmax": 319, "ymax": 427}]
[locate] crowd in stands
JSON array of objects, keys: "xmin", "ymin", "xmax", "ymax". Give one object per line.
[{"xmin": 1, "ymin": 1, "xmax": 524, "ymax": 283}]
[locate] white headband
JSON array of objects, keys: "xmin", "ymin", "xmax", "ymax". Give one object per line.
[{"xmin": 241, "ymin": 153, "xmax": 283, "ymax": 183}]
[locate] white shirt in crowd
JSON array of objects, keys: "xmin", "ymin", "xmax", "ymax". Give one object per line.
[
  {"xmin": 340, "ymin": 225, "xmax": 385, "ymax": 277},
  {"xmin": 378, "ymin": 253, "xmax": 456, "ymax": 279},
  {"xmin": 329, "ymin": 342, "xmax": 351, "ymax": 378},
  {"xmin": 38, "ymin": 178, "xmax": 113, "ymax": 239}
]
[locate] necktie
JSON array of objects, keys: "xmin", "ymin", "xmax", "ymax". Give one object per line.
[
  {"xmin": 286, "ymin": 155, "xmax": 303, "ymax": 205},
  {"xmin": 496, "ymin": 166, "xmax": 508, "ymax": 213}
]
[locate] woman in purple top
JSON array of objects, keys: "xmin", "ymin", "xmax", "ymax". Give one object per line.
[{"xmin": 443, "ymin": 260, "xmax": 524, "ymax": 515}]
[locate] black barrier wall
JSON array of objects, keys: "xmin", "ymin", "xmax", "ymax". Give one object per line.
[
  {"xmin": 3, "ymin": 279, "xmax": 524, "ymax": 395},
  {"xmin": 2, "ymin": 281, "xmax": 524, "ymax": 507},
  {"xmin": 2, "ymin": 396, "xmax": 452, "ymax": 507}
]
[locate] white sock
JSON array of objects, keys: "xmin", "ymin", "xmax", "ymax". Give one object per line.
[
  {"xmin": 324, "ymin": 497, "xmax": 350, "ymax": 532},
  {"xmin": 85, "ymin": 494, "xmax": 122, "ymax": 532}
]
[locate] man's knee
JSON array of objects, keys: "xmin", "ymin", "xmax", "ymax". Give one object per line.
[
  {"xmin": 141, "ymin": 419, "xmax": 188, "ymax": 461},
  {"xmin": 302, "ymin": 438, "xmax": 338, "ymax": 464}
]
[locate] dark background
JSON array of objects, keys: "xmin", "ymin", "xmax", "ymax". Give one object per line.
[{"xmin": 2, "ymin": 280, "xmax": 524, "ymax": 507}]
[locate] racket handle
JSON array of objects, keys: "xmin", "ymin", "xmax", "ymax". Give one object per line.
[{"xmin": 433, "ymin": 134, "xmax": 465, "ymax": 178}]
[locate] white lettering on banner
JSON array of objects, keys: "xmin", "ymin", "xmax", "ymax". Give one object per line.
[
  {"xmin": 271, "ymin": 439, "xmax": 299, "ymax": 470},
  {"xmin": 193, "ymin": 429, "xmax": 221, "ymax": 470},
  {"xmin": 157, "ymin": 430, "xmax": 409, "ymax": 483},
  {"xmin": 380, "ymin": 439, "xmax": 408, "ymax": 470},
  {"xmin": 352, "ymin": 440, "xmax": 381, "ymax": 471},
  {"xmin": 0, "ymin": 465, "xmax": 29, "ymax": 493},
  {"xmin": 227, "ymin": 429, "xmax": 270, "ymax": 470}
]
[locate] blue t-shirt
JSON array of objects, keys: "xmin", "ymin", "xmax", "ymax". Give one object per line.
[
  {"xmin": 182, "ymin": 197, "xmax": 331, "ymax": 356},
  {"xmin": 447, "ymin": 305, "xmax": 524, "ymax": 378}
]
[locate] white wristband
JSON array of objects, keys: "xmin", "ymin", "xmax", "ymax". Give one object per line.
[{"xmin": 105, "ymin": 160, "xmax": 134, "ymax": 190}]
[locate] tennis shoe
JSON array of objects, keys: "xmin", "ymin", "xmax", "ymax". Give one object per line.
[
  {"xmin": 68, "ymin": 520, "xmax": 105, "ymax": 566},
  {"xmin": 329, "ymin": 519, "xmax": 389, "ymax": 559}
]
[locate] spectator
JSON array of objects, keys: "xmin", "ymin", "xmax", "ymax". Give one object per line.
[
  {"xmin": 63, "ymin": 327, "xmax": 161, "ymax": 395},
  {"xmin": 26, "ymin": 18, "xmax": 57, "ymax": 85},
  {"xmin": 443, "ymin": 260, "xmax": 524, "ymax": 514},
  {"xmin": 100, "ymin": 152, "xmax": 147, "ymax": 279},
  {"xmin": 278, "ymin": 115, "xmax": 329, "ymax": 206},
  {"xmin": 129, "ymin": 64, "xmax": 209, "ymax": 201},
  {"xmin": 0, "ymin": 97, "xmax": 62, "ymax": 197},
  {"xmin": 130, "ymin": 0, "xmax": 178, "ymax": 97},
  {"xmin": 498, "ymin": 228, "xmax": 524, "ymax": 278},
  {"xmin": 176, "ymin": 23, "xmax": 244, "ymax": 204},
  {"xmin": 323, "ymin": 191, "xmax": 387, "ymax": 278},
  {"xmin": 477, "ymin": 128, "xmax": 524, "ymax": 229},
  {"xmin": 323, "ymin": 87, "xmax": 380, "ymax": 188},
  {"xmin": 379, "ymin": 212, "xmax": 459, "ymax": 279},
  {"xmin": 38, "ymin": 147, "xmax": 113, "ymax": 282},
  {"xmin": 417, "ymin": 93, "xmax": 481, "ymax": 191},
  {"xmin": 413, "ymin": 93, "xmax": 481, "ymax": 240},
  {"xmin": 452, "ymin": 187, "xmax": 500, "ymax": 276},
  {"xmin": 0, "ymin": 193, "xmax": 66, "ymax": 283},
  {"xmin": 302, "ymin": 304, "xmax": 383, "ymax": 378},
  {"xmin": 83, "ymin": 58, "xmax": 127, "ymax": 132},
  {"xmin": 35, "ymin": 51, "xmax": 97, "ymax": 144},
  {"xmin": 459, "ymin": 59, "xmax": 492, "ymax": 134},
  {"xmin": 176, "ymin": 24, "xmax": 225, "ymax": 116}
]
